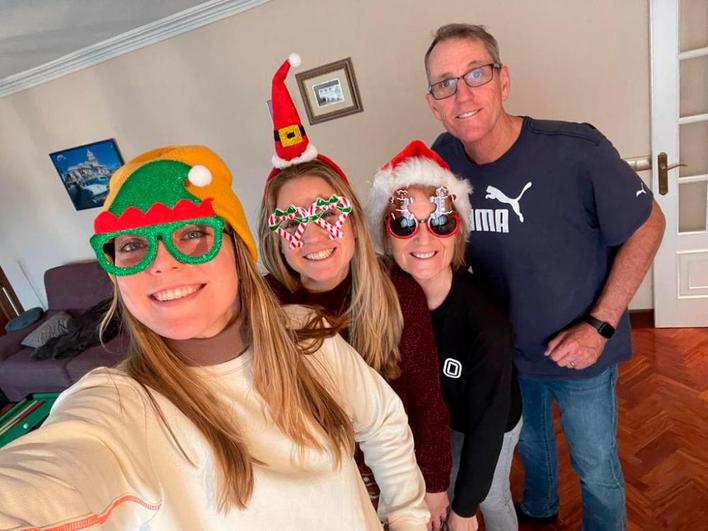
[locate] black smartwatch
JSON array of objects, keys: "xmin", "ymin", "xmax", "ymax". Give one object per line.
[{"xmin": 584, "ymin": 315, "xmax": 615, "ymax": 339}]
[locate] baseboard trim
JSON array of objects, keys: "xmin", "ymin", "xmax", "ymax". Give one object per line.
[{"xmin": 629, "ymin": 309, "xmax": 655, "ymax": 329}]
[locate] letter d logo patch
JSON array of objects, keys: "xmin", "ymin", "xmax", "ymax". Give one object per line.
[{"xmin": 443, "ymin": 358, "xmax": 462, "ymax": 379}]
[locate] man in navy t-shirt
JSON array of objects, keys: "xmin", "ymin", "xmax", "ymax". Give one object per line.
[{"xmin": 424, "ymin": 23, "xmax": 665, "ymax": 530}]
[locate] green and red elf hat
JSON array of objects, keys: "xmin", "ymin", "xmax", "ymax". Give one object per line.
[
  {"xmin": 93, "ymin": 145, "xmax": 257, "ymax": 260},
  {"xmin": 267, "ymin": 53, "xmax": 349, "ymax": 185}
]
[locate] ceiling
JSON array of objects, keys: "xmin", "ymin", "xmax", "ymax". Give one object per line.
[{"xmin": 0, "ymin": 0, "xmax": 215, "ymax": 80}]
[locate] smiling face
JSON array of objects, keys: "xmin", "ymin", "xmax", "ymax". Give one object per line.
[
  {"xmin": 116, "ymin": 233, "xmax": 239, "ymax": 340},
  {"xmin": 275, "ymin": 175, "xmax": 355, "ymax": 292},
  {"xmin": 387, "ymin": 187, "xmax": 457, "ymax": 283},
  {"xmin": 426, "ymin": 37, "xmax": 511, "ymax": 152}
]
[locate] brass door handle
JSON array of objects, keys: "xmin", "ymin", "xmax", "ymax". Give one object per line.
[{"xmin": 657, "ymin": 152, "xmax": 686, "ymax": 195}]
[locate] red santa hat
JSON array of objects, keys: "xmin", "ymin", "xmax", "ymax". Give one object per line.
[
  {"xmin": 267, "ymin": 53, "xmax": 349, "ymax": 184},
  {"xmin": 368, "ymin": 140, "xmax": 472, "ymax": 248}
]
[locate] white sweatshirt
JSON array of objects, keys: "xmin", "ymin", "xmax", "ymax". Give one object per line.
[{"xmin": 0, "ymin": 331, "xmax": 428, "ymax": 530}]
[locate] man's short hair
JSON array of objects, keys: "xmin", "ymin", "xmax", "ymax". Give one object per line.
[{"xmin": 424, "ymin": 24, "xmax": 501, "ymax": 82}]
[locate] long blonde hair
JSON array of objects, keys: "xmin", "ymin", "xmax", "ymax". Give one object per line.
[
  {"xmin": 259, "ymin": 160, "xmax": 403, "ymax": 379},
  {"xmin": 101, "ymin": 234, "xmax": 354, "ymax": 511}
]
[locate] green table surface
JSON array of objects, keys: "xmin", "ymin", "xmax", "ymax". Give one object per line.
[{"xmin": 0, "ymin": 392, "xmax": 60, "ymax": 447}]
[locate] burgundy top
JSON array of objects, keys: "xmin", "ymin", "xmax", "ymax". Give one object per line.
[{"xmin": 266, "ymin": 265, "xmax": 452, "ymax": 492}]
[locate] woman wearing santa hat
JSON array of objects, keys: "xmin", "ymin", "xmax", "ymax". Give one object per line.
[
  {"xmin": 0, "ymin": 145, "xmax": 429, "ymax": 530},
  {"xmin": 368, "ymin": 140, "xmax": 523, "ymax": 531},
  {"xmin": 259, "ymin": 54, "xmax": 452, "ymax": 531}
]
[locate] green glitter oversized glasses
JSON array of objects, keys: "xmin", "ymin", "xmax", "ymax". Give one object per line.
[{"xmin": 90, "ymin": 217, "xmax": 225, "ymax": 276}]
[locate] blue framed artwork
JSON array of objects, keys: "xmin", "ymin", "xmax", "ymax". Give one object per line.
[{"xmin": 49, "ymin": 139, "xmax": 124, "ymax": 211}]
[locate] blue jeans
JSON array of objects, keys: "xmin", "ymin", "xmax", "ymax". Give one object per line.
[{"xmin": 518, "ymin": 366, "xmax": 625, "ymax": 531}]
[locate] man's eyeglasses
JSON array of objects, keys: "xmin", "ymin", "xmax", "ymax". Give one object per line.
[{"xmin": 428, "ymin": 63, "xmax": 502, "ymax": 100}]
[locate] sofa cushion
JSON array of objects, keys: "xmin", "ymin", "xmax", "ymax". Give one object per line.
[
  {"xmin": 0, "ymin": 348, "xmax": 73, "ymax": 402},
  {"xmin": 0, "ymin": 319, "xmax": 47, "ymax": 362},
  {"xmin": 5, "ymin": 307, "xmax": 44, "ymax": 332},
  {"xmin": 65, "ymin": 334, "xmax": 129, "ymax": 383},
  {"xmin": 45, "ymin": 262, "xmax": 113, "ymax": 312},
  {"xmin": 20, "ymin": 312, "xmax": 71, "ymax": 348}
]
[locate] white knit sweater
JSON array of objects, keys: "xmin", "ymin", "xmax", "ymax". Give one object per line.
[{"xmin": 0, "ymin": 331, "xmax": 428, "ymax": 530}]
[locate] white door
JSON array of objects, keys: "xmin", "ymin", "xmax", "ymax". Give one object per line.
[{"xmin": 651, "ymin": 0, "xmax": 708, "ymax": 327}]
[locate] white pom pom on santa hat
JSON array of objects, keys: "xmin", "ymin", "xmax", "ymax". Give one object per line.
[
  {"xmin": 187, "ymin": 165, "xmax": 213, "ymax": 187},
  {"xmin": 288, "ymin": 53, "xmax": 301, "ymax": 68}
]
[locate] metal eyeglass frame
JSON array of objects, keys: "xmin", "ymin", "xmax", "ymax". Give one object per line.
[{"xmin": 428, "ymin": 63, "xmax": 502, "ymax": 100}]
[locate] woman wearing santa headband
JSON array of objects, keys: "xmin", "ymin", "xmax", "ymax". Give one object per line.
[
  {"xmin": 368, "ymin": 140, "xmax": 523, "ymax": 531},
  {"xmin": 0, "ymin": 145, "xmax": 429, "ymax": 530},
  {"xmin": 259, "ymin": 54, "xmax": 452, "ymax": 531}
]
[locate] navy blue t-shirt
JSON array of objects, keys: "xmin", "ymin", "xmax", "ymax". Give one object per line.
[{"xmin": 432, "ymin": 117, "xmax": 653, "ymax": 379}]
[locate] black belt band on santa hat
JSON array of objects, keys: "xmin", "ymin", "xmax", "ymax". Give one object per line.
[{"xmin": 273, "ymin": 125, "xmax": 307, "ymax": 142}]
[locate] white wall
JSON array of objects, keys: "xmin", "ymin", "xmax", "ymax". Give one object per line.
[{"xmin": 0, "ymin": 0, "xmax": 653, "ymax": 309}]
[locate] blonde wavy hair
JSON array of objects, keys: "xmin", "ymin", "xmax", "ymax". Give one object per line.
[
  {"xmin": 259, "ymin": 160, "xmax": 403, "ymax": 380},
  {"xmin": 101, "ymin": 233, "xmax": 354, "ymax": 512}
]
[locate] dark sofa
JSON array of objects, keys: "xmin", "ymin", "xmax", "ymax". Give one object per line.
[{"xmin": 0, "ymin": 262, "xmax": 128, "ymax": 402}]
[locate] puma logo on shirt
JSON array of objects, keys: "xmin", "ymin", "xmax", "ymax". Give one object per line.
[
  {"xmin": 636, "ymin": 182, "xmax": 647, "ymax": 197},
  {"xmin": 485, "ymin": 182, "xmax": 533, "ymax": 222},
  {"xmin": 470, "ymin": 182, "xmax": 533, "ymax": 233}
]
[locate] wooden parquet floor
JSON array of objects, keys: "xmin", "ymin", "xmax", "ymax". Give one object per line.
[{"xmin": 504, "ymin": 322, "xmax": 708, "ymax": 531}]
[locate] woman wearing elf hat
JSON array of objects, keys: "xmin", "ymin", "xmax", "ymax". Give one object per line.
[
  {"xmin": 0, "ymin": 145, "xmax": 430, "ymax": 530},
  {"xmin": 368, "ymin": 140, "xmax": 523, "ymax": 531},
  {"xmin": 258, "ymin": 55, "xmax": 452, "ymax": 530}
]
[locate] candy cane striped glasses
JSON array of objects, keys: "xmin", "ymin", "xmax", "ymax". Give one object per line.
[{"xmin": 268, "ymin": 195, "xmax": 352, "ymax": 249}]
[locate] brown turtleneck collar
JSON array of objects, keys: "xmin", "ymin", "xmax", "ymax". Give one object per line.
[
  {"xmin": 265, "ymin": 271, "xmax": 352, "ymax": 318},
  {"xmin": 163, "ymin": 311, "xmax": 248, "ymax": 367}
]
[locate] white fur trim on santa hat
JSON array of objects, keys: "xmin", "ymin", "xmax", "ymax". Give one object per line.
[
  {"xmin": 271, "ymin": 142, "xmax": 318, "ymax": 169},
  {"xmin": 367, "ymin": 157, "xmax": 472, "ymax": 251}
]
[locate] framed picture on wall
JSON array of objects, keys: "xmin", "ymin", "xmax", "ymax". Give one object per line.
[
  {"xmin": 295, "ymin": 57, "xmax": 363, "ymax": 125},
  {"xmin": 49, "ymin": 139, "xmax": 124, "ymax": 211}
]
